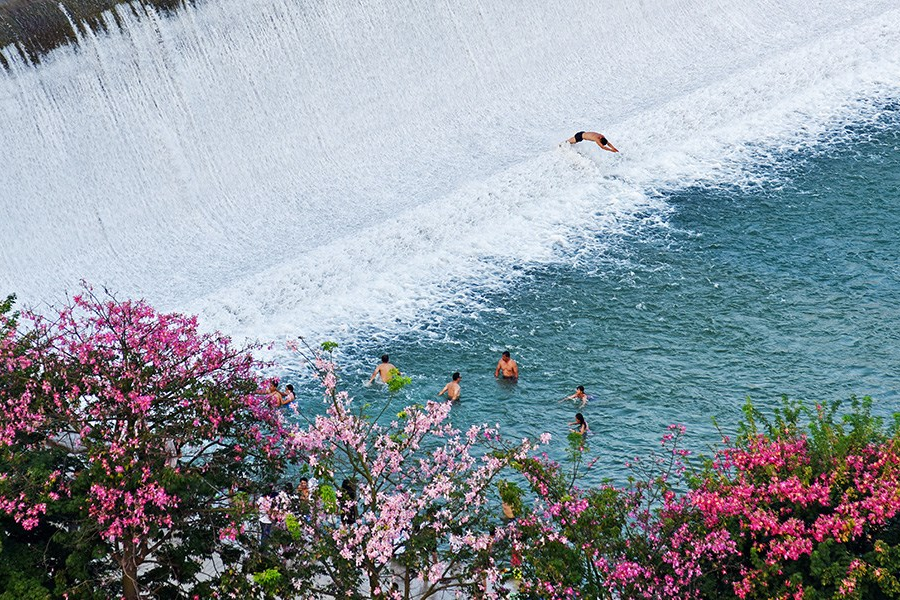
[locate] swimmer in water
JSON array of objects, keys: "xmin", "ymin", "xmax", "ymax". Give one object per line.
[
  {"xmin": 369, "ymin": 354, "xmax": 400, "ymax": 385},
  {"xmin": 281, "ymin": 384, "xmax": 296, "ymax": 406},
  {"xmin": 494, "ymin": 351, "xmax": 519, "ymax": 381},
  {"xmin": 564, "ymin": 385, "xmax": 589, "ymax": 408},
  {"xmin": 569, "ymin": 412, "xmax": 588, "ymax": 435},
  {"xmin": 267, "ymin": 382, "xmax": 284, "ymax": 405},
  {"xmin": 438, "ymin": 372, "xmax": 462, "ymax": 400},
  {"xmin": 567, "ymin": 131, "xmax": 619, "ymax": 152}
]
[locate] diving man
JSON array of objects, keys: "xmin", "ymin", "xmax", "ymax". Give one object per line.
[{"xmin": 567, "ymin": 131, "xmax": 618, "ymax": 152}]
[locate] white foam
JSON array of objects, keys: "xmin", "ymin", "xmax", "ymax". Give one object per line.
[
  {"xmin": 189, "ymin": 150, "xmax": 665, "ymax": 343},
  {"xmin": 1, "ymin": 0, "xmax": 899, "ymax": 344}
]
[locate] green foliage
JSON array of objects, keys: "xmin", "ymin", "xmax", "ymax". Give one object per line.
[
  {"xmin": 564, "ymin": 431, "xmax": 589, "ymax": 491},
  {"xmin": 0, "ymin": 527, "xmax": 52, "ymax": 600},
  {"xmin": 566, "ymin": 430, "xmax": 586, "ymax": 448},
  {"xmin": 386, "ymin": 369, "xmax": 411, "ymax": 393},
  {"xmin": 497, "ymin": 480, "xmax": 524, "ymax": 516},
  {"xmin": 251, "ymin": 568, "xmax": 283, "ymax": 592},
  {"xmin": 737, "ymin": 395, "xmax": 894, "ymax": 470},
  {"xmin": 284, "ymin": 514, "xmax": 302, "ymax": 541},
  {"xmin": 0, "ymin": 576, "xmax": 50, "ymax": 600},
  {"xmin": 516, "ymin": 482, "xmax": 629, "ymax": 598},
  {"xmin": 864, "ymin": 538, "xmax": 900, "ymax": 597},
  {"xmin": 515, "ymin": 397, "xmax": 900, "ymax": 599},
  {"xmin": 320, "ymin": 341, "xmax": 339, "ymax": 353},
  {"xmin": 513, "ymin": 456, "xmax": 566, "ymax": 501},
  {"xmin": 0, "ymin": 295, "xmax": 15, "ymax": 323},
  {"xmin": 0, "ymin": 299, "xmax": 55, "ymax": 599},
  {"xmin": 319, "ymin": 484, "xmax": 338, "ymax": 514}
]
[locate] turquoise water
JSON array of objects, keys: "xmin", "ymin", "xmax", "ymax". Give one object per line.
[{"xmin": 294, "ymin": 107, "xmax": 900, "ymax": 482}]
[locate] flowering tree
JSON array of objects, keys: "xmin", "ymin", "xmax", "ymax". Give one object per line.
[
  {"xmin": 512, "ymin": 397, "xmax": 900, "ymax": 600},
  {"xmin": 690, "ymin": 397, "xmax": 900, "ymax": 599},
  {"xmin": 224, "ymin": 341, "xmax": 547, "ymax": 599},
  {"xmin": 0, "ymin": 288, "xmax": 290, "ymax": 599},
  {"xmin": 0, "ymin": 294, "xmax": 58, "ymax": 597},
  {"xmin": 509, "ymin": 426, "xmax": 734, "ymax": 599}
]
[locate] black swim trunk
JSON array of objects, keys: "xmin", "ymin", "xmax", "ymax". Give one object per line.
[{"xmin": 574, "ymin": 131, "xmax": 584, "ymax": 143}]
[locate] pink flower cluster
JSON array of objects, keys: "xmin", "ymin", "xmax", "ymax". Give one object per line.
[
  {"xmin": 88, "ymin": 468, "xmax": 178, "ymax": 543},
  {"xmin": 515, "ymin": 413, "xmax": 900, "ymax": 600},
  {"xmin": 0, "ymin": 287, "xmax": 289, "ymax": 597},
  {"xmin": 690, "ymin": 432, "xmax": 900, "ymax": 598},
  {"xmin": 278, "ymin": 346, "xmax": 549, "ymax": 598}
]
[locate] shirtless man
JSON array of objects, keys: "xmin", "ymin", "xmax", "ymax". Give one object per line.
[
  {"xmin": 567, "ymin": 131, "xmax": 619, "ymax": 152},
  {"xmin": 494, "ymin": 351, "xmax": 519, "ymax": 380},
  {"xmin": 369, "ymin": 354, "xmax": 399, "ymax": 384},
  {"xmin": 438, "ymin": 372, "xmax": 462, "ymax": 400}
]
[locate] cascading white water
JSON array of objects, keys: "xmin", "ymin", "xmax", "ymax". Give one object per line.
[{"xmin": 2, "ymin": 0, "xmax": 899, "ymax": 342}]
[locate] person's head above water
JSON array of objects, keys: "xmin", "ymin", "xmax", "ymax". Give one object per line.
[
  {"xmin": 452, "ymin": 372, "xmax": 461, "ymax": 381},
  {"xmin": 575, "ymin": 413, "xmax": 586, "ymax": 425},
  {"xmin": 286, "ymin": 384, "xmax": 294, "ymax": 393},
  {"xmin": 577, "ymin": 385, "xmax": 585, "ymax": 393},
  {"xmin": 502, "ymin": 351, "xmax": 511, "ymax": 358},
  {"xmin": 381, "ymin": 354, "xmax": 389, "ymax": 363}
]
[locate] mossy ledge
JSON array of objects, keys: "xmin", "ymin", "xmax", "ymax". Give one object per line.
[{"xmin": 0, "ymin": 0, "xmax": 198, "ymax": 69}]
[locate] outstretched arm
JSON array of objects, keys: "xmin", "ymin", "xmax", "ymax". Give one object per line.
[
  {"xmin": 597, "ymin": 140, "xmax": 619, "ymax": 153},
  {"xmin": 438, "ymin": 384, "xmax": 449, "ymax": 397},
  {"xmin": 369, "ymin": 367, "xmax": 379, "ymax": 383}
]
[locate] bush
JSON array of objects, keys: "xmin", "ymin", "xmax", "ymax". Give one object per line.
[{"xmin": 513, "ymin": 398, "xmax": 900, "ymax": 599}]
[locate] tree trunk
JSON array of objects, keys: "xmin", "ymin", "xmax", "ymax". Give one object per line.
[
  {"xmin": 121, "ymin": 550, "xmax": 140, "ymax": 600},
  {"xmin": 368, "ymin": 568, "xmax": 381, "ymax": 598}
]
